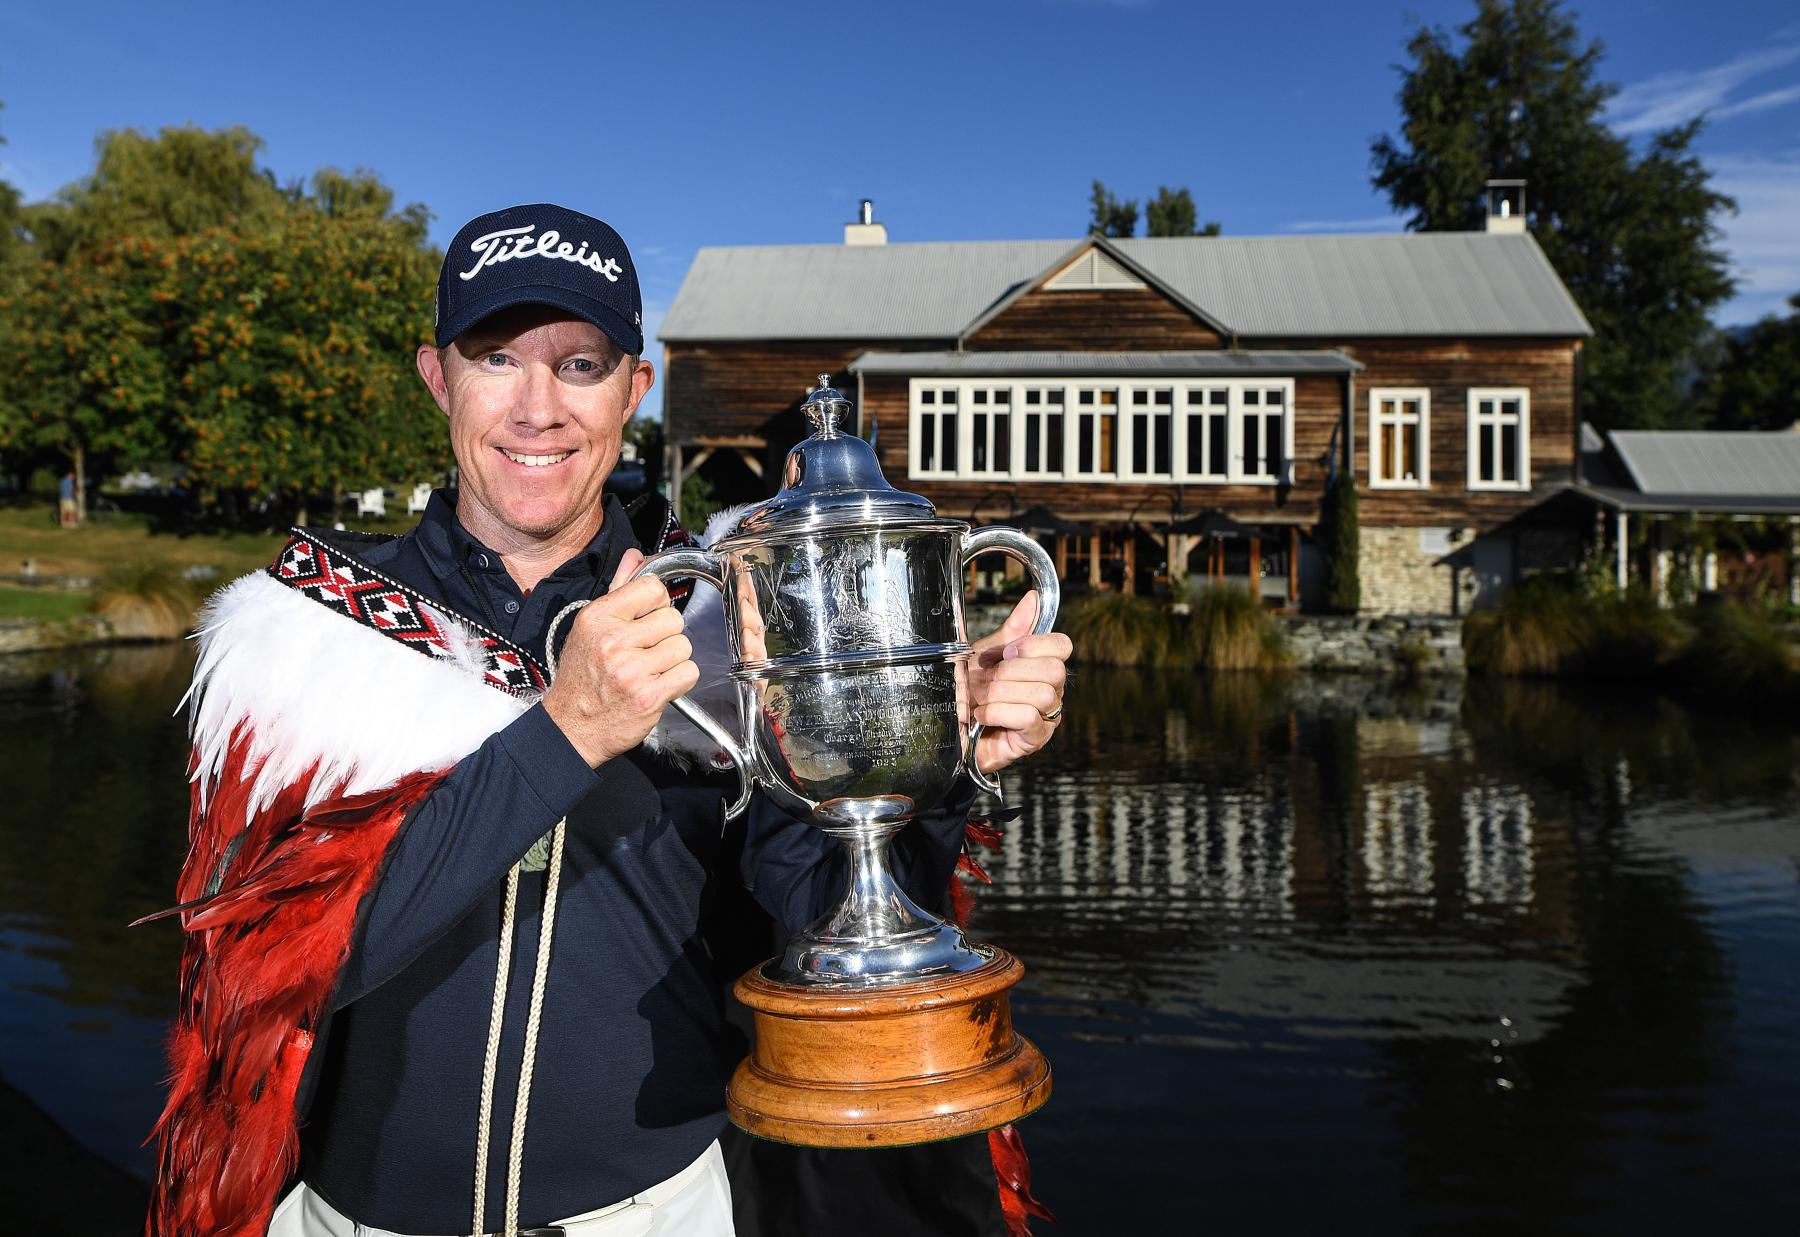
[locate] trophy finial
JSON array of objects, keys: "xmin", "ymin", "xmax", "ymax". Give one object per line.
[{"xmin": 802, "ymin": 374, "xmax": 848, "ymax": 436}]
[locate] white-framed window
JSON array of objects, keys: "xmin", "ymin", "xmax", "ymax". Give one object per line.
[
  {"xmin": 1073, "ymin": 387, "xmax": 1120, "ymax": 477},
  {"xmin": 908, "ymin": 377, "xmax": 1293, "ymax": 485},
  {"xmin": 913, "ymin": 385, "xmax": 959, "ymax": 477},
  {"xmin": 1181, "ymin": 385, "xmax": 1231, "ymax": 480},
  {"xmin": 967, "ymin": 386, "xmax": 1012, "ymax": 475},
  {"xmin": 1369, "ymin": 388, "xmax": 1430, "ymax": 488},
  {"xmin": 1467, "ymin": 388, "xmax": 1529, "ymax": 490},
  {"xmin": 1019, "ymin": 387, "xmax": 1066, "ymax": 476},
  {"xmin": 1235, "ymin": 384, "xmax": 1289, "ymax": 483},
  {"xmin": 1125, "ymin": 387, "xmax": 1173, "ymax": 477}
]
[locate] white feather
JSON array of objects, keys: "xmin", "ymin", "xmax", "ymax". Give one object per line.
[{"xmin": 185, "ymin": 573, "xmax": 530, "ymax": 825}]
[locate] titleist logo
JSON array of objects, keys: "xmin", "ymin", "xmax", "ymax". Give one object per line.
[{"xmin": 458, "ymin": 224, "xmax": 624, "ymax": 283}]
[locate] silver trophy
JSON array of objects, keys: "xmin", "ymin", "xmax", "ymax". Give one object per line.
[{"xmin": 633, "ymin": 375, "xmax": 1058, "ymax": 987}]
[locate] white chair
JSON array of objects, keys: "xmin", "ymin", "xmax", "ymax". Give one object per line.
[
  {"xmin": 407, "ymin": 482, "xmax": 432, "ymax": 515},
  {"xmin": 355, "ymin": 487, "xmax": 386, "ymax": 518}
]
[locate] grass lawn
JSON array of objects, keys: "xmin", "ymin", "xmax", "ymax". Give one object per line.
[
  {"xmin": 0, "ymin": 500, "xmax": 423, "ymax": 583},
  {"xmin": 0, "ymin": 585, "xmax": 92, "ymax": 622}
]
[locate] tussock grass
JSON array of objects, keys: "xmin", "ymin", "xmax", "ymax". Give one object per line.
[
  {"xmin": 1675, "ymin": 601, "xmax": 1798, "ymax": 706},
  {"xmin": 1185, "ymin": 585, "xmax": 1289, "ymax": 671},
  {"xmin": 1464, "ymin": 576, "xmax": 1592, "ymax": 676},
  {"xmin": 1065, "ymin": 588, "xmax": 1287, "ymax": 672},
  {"xmin": 91, "ymin": 562, "xmax": 205, "ymax": 641},
  {"xmin": 1064, "ymin": 592, "xmax": 1170, "ymax": 667}
]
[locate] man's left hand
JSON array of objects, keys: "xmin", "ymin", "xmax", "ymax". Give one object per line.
[{"xmin": 968, "ymin": 591, "xmax": 1073, "ymax": 777}]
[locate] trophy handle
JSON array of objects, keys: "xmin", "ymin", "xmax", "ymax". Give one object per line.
[
  {"xmin": 957, "ymin": 527, "xmax": 1062, "ymax": 797},
  {"xmin": 631, "ymin": 547, "xmax": 755, "ymax": 820}
]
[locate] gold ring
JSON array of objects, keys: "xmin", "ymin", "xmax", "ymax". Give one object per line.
[{"xmin": 1041, "ymin": 703, "xmax": 1064, "ymax": 723}]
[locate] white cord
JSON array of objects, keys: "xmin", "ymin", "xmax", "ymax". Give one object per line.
[{"xmin": 471, "ymin": 595, "xmax": 587, "ymax": 1235}]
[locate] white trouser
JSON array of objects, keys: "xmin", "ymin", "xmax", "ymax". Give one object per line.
[{"xmin": 267, "ymin": 1140, "xmax": 733, "ymax": 1237}]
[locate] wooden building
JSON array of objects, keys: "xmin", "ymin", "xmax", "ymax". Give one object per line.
[{"xmin": 660, "ymin": 191, "xmax": 1592, "ymax": 614}]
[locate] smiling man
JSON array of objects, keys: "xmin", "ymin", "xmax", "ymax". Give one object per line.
[{"xmin": 145, "ymin": 204, "xmax": 1071, "ymax": 1237}]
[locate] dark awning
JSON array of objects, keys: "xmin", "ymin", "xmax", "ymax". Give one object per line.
[
  {"xmin": 1166, "ymin": 509, "xmax": 1258, "ymax": 539},
  {"xmin": 1002, "ymin": 505, "xmax": 1094, "ymax": 537}
]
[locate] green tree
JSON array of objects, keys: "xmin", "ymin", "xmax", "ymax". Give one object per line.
[
  {"xmin": 1146, "ymin": 186, "xmax": 1221, "ymax": 238},
  {"xmin": 1088, "ymin": 180, "xmax": 1138, "ymax": 238},
  {"xmin": 0, "ymin": 102, "xmax": 25, "ymax": 278},
  {"xmin": 0, "ymin": 237, "xmax": 178, "ymax": 513},
  {"xmin": 1693, "ymin": 294, "xmax": 1800, "ymax": 431},
  {"xmin": 1320, "ymin": 467, "xmax": 1361, "ymax": 613},
  {"xmin": 167, "ymin": 196, "xmax": 446, "ymax": 516},
  {"xmin": 1369, "ymin": 0, "xmax": 1734, "ymax": 429}
]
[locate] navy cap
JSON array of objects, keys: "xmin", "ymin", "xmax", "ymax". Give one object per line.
[{"xmin": 434, "ymin": 203, "xmax": 643, "ymax": 355}]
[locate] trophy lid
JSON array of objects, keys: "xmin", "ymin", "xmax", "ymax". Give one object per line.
[{"xmin": 732, "ymin": 374, "xmax": 938, "ymax": 536}]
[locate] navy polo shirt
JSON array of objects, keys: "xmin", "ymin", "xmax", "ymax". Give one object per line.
[{"xmin": 298, "ymin": 492, "xmax": 969, "ymax": 1232}]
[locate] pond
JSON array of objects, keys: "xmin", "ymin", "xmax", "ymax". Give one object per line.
[{"xmin": 2, "ymin": 646, "xmax": 1796, "ymax": 1233}]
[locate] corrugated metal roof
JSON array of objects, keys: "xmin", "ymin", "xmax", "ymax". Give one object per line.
[
  {"xmin": 1609, "ymin": 430, "xmax": 1800, "ymax": 498},
  {"xmin": 848, "ymin": 349, "xmax": 1362, "ymax": 375},
  {"xmin": 660, "ymin": 233, "xmax": 1592, "ymax": 342}
]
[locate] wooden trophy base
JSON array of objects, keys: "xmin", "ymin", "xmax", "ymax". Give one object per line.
[{"xmin": 727, "ymin": 949, "xmax": 1050, "ymax": 1148}]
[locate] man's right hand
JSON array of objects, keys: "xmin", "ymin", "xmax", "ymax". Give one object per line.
[{"xmin": 542, "ymin": 548, "xmax": 699, "ymax": 767}]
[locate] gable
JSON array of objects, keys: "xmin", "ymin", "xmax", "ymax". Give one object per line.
[
  {"xmin": 963, "ymin": 276, "xmax": 1225, "ymax": 352},
  {"xmin": 1044, "ymin": 246, "xmax": 1147, "ymax": 290}
]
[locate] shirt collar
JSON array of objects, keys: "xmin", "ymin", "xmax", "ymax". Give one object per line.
[{"xmin": 416, "ymin": 489, "xmax": 638, "ymax": 593}]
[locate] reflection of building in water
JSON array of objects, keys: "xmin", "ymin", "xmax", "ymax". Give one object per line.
[
  {"xmin": 1362, "ymin": 780, "xmax": 1435, "ymax": 907},
  {"xmin": 1461, "ymin": 785, "xmax": 1535, "ymax": 907},
  {"xmin": 997, "ymin": 771, "xmax": 1296, "ymax": 921}
]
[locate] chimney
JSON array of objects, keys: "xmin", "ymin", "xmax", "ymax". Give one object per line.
[
  {"xmin": 1484, "ymin": 179, "xmax": 1526, "ymax": 234},
  {"xmin": 844, "ymin": 198, "xmax": 887, "ymax": 246}
]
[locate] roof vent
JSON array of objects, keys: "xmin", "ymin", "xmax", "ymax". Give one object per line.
[
  {"xmin": 1046, "ymin": 246, "xmax": 1145, "ymax": 290},
  {"xmin": 1485, "ymin": 179, "xmax": 1526, "ymax": 234},
  {"xmin": 845, "ymin": 199, "xmax": 887, "ymax": 246}
]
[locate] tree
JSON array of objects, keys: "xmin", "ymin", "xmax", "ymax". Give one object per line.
[
  {"xmin": 1320, "ymin": 467, "xmax": 1361, "ymax": 614},
  {"xmin": 1693, "ymin": 294, "xmax": 1800, "ymax": 431},
  {"xmin": 22, "ymin": 125, "xmax": 285, "ymax": 263},
  {"xmin": 0, "ymin": 236, "xmax": 179, "ymax": 515},
  {"xmin": 1146, "ymin": 186, "xmax": 1221, "ymax": 238},
  {"xmin": 1369, "ymin": 0, "xmax": 1734, "ymax": 429},
  {"xmin": 167, "ymin": 196, "xmax": 446, "ymax": 516},
  {"xmin": 1088, "ymin": 180, "xmax": 1138, "ymax": 238},
  {"xmin": 0, "ymin": 102, "xmax": 25, "ymax": 278}
]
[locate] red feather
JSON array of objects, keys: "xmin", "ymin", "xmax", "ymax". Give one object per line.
[
  {"xmin": 145, "ymin": 728, "xmax": 450, "ymax": 1237},
  {"xmin": 989, "ymin": 1124, "xmax": 1056, "ymax": 1236}
]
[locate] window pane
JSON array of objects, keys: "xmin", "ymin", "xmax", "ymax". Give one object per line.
[
  {"xmin": 1265, "ymin": 387, "xmax": 1284, "ymax": 408},
  {"xmin": 994, "ymin": 412, "xmax": 1011, "ymax": 472},
  {"xmin": 1048, "ymin": 413, "xmax": 1064, "ymax": 472},
  {"xmin": 1402, "ymin": 423, "xmax": 1417, "ymax": 481},
  {"xmin": 1243, "ymin": 414, "xmax": 1262, "ymax": 475},
  {"xmin": 1186, "ymin": 414, "xmax": 1205, "ymax": 473},
  {"xmin": 1133, "ymin": 416, "xmax": 1149, "ymax": 472},
  {"xmin": 1479, "ymin": 423, "xmax": 1494, "ymax": 482},
  {"xmin": 1245, "ymin": 388, "xmax": 1261, "ymax": 406},
  {"xmin": 1210, "ymin": 388, "xmax": 1227, "ymax": 407},
  {"xmin": 1265, "ymin": 417, "xmax": 1282, "ymax": 478},
  {"xmin": 1208, "ymin": 413, "xmax": 1227, "ymax": 477},
  {"xmin": 921, "ymin": 390, "xmax": 936, "ymax": 406},
  {"xmin": 943, "ymin": 414, "xmax": 958, "ymax": 471},
  {"xmin": 1154, "ymin": 413, "xmax": 1171, "ymax": 474},
  {"xmin": 1024, "ymin": 413, "xmax": 1041, "ymax": 472},
  {"xmin": 921, "ymin": 412, "xmax": 936, "ymax": 472},
  {"xmin": 1099, "ymin": 413, "xmax": 1115, "ymax": 473},
  {"xmin": 1501, "ymin": 422, "xmax": 1518, "ymax": 483},
  {"xmin": 1078, "ymin": 413, "xmax": 1094, "ymax": 472},
  {"xmin": 972, "ymin": 413, "xmax": 988, "ymax": 470},
  {"xmin": 1380, "ymin": 423, "xmax": 1396, "ymax": 481}
]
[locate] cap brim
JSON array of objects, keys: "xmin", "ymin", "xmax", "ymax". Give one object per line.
[{"xmin": 436, "ymin": 282, "xmax": 643, "ymax": 356}]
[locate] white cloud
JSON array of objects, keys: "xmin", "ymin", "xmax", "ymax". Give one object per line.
[
  {"xmin": 1710, "ymin": 150, "xmax": 1800, "ymax": 325},
  {"xmin": 1279, "ymin": 215, "xmax": 1408, "ymax": 233},
  {"xmin": 1606, "ymin": 43, "xmax": 1800, "ymax": 135}
]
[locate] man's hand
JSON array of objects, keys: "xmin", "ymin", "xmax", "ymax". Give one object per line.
[
  {"xmin": 542, "ymin": 548, "xmax": 699, "ymax": 767},
  {"xmin": 968, "ymin": 590, "xmax": 1073, "ymax": 777}
]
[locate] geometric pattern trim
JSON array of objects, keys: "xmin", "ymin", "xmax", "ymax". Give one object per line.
[{"xmin": 267, "ymin": 529, "xmax": 550, "ymax": 698}]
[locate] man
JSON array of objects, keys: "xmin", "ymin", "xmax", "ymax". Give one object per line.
[{"xmin": 146, "ymin": 203, "xmax": 1071, "ymax": 1237}]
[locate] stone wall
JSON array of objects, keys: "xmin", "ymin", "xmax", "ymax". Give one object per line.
[
  {"xmin": 1279, "ymin": 614, "xmax": 1465, "ymax": 675},
  {"xmin": 1358, "ymin": 526, "xmax": 1478, "ymax": 616}
]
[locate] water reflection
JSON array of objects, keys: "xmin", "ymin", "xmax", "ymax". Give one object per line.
[{"xmin": 1, "ymin": 650, "xmax": 1796, "ymax": 1232}]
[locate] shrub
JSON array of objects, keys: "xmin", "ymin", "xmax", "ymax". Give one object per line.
[
  {"xmin": 1463, "ymin": 574, "xmax": 1590, "ymax": 675},
  {"xmin": 1185, "ymin": 585, "xmax": 1289, "ymax": 671},
  {"xmin": 91, "ymin": 562, "xmax": 203, "ymax": 641},
  {"xmin": 1674, "ymin": 600, "xmax": 1799, "ymax": 706},
  {"xmin": 1319, "ymin": 468, "xmax": 1360, "ymax": 614},
  {"xmin": 1584, "ymin": 590, "xmax": 1684, "ymax": 677},
  {"xmin": 1064, "ymin": 592, "xmax": 1173, "ymax": 667}
]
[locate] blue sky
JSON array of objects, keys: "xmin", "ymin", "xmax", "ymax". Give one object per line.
[{"xmin": 2, "ymin": 0, "xmax": 1797, "ymax": 420}]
